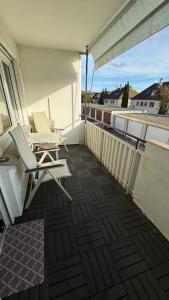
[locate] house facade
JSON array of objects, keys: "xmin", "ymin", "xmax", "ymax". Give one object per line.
[
  {"xmin": 130, "ymin": 82, "xmax": 169, "ymax": 114},
  {"xmin": 92, "ymin": 92, "xmax": 101, "ymax": 104},
  {"xmin": 104, "ymin": 86, "xmax": 137, "ymax": 107}
]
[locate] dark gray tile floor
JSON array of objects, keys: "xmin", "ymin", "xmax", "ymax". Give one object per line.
[{"xmin": 4, "ymin": 145, "xmax": 169, "ymax": 300}]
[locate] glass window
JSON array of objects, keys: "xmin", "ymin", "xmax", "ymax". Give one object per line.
[
  {"xmin": 2, "ymin": 62, "xmax": 19, "ymax": 121},
  {"xmin": 0, "ymin": 75, "xmax": 11, "ymax": 135},
  {"xmin": 149, "ymin": 102, "xmax": 154, "ymax": 107}
]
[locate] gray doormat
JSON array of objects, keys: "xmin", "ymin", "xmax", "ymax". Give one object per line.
[{"xmin": 0, "ymin": 219, "xmax": 44, "ymax": 298}]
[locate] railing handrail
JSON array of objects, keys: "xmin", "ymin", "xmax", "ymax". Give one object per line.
[{"xmin": 82, "ymin": 114, "xmax": 146, "ymax": 150}]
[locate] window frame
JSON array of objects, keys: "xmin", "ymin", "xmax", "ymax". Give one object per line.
[
  {"xmin": 149, "ymin": 101, "xmax": 155, "ymax": 107},
  {"xmin": 0, "ymin": 72, "xmax": 12, "ymax": 136},
  {"xmin": 0, "ymin": 49, "xmax": 23, "ymax": 136}
]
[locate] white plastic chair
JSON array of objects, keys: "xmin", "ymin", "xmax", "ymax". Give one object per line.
[
  {"xmin": 9, "ymin": 125, "xmax": 72, "ymax": 209},
  {"xmin": 22, "ymin": 124, "xmax": 60, "ymax": 164},
  {"xmin": 30, "ymin": 111, "xmax": 68, "ymax": 152}
]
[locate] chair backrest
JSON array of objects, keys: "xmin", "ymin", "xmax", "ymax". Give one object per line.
[
  {"xmin": 9, "ymin": 125, "xmax": 37, "ymax": 169},
  {"xmin": 32, "ymin": 111, "xmax": 51, "ymax": 133}
]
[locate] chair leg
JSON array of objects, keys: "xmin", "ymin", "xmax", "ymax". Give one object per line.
[
  {"xmin": 63, "ymin": 142, "xmax": 68, "ymax": 152},
  {"xmin": 25, "ymin": 171, "xmax": 46, "ymax": 209},
  {"xmin": 49, "ymin": 171, "xmax": 72, "ymax": 201},
  {"xmin": 55, "ymin": 149, "xmax": 59, "ymax": 160}
]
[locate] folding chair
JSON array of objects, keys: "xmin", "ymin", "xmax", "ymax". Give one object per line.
[
  {"xmin": 22, "ymin": 124, "xmax": 60, "ymax": 164},
  {"xmin": 9, "ymin": 125, "xmax": 72, "ymax": 209},
  {"xmin": 31, "ymin": 111, "xmax": 68, "ymax": 152}
]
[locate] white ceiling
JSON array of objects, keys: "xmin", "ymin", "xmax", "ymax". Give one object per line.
[{"xmin": 0, "ymin": 0, "xmax": 127, "ymax": 52}]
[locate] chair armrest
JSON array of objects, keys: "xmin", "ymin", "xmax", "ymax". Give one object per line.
[
  {"xmin": 51, "ymin": 126, "xmax": 64, "ymax": 132},
  {"xmin": 25, "ymin": 164, "xmax": 64, "ymax": 173}
]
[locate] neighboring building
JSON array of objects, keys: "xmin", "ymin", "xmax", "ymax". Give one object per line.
[
  {"xmin": 130, "ymin": 82, "xmax": 169, "ymax": 114},
  {"xmin": 104, "ymin": 86, "xmax": 137, "ymax": 107},
  {"xmin": 92, "ymin": 92, "xmax": 101, "ymax": 104}
]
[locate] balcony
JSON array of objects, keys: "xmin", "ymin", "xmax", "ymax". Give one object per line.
[
  {"xmin": 1, "ymin": 1, "xmax": 169, "ymax": 299},
  {"xmin": 3, "ymin": 142, "xmax": 169, "ymax": 300}
]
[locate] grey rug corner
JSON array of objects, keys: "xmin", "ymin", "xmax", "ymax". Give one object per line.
[{"xmin": 0, "ymin": 219, "xmax": 44, "ymax": 298}]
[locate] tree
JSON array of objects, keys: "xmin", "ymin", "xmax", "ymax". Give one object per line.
[
  {"xmin": 121, "ymin": 82, "xmax": 129, "ymax": 108},
  {"xmin": 81, "ymin": 92, "xmax": 93, "ymax": 104},
  {"xmin": 99, "ymin": 88, "xmax": 108, "ymax": 105},
  {"xmin": 158, "ymin": 85, "xmax": 169, "ymax": 114}
]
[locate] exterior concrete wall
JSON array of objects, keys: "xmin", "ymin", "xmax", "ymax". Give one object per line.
[
  {"xmin": 19, "ymin": 46, "xmax": 82, "ymax": 144},
  {"xmin": 130, "ymin": 99, "xmax": 160, "ymax": 114},
  {"xmin": 104, "ymin": 98, "xmax": 131, "ymax": 108},
  {"xmin": 104, "ymin": 99, "xmax": 121, "ymax": 106},
  {"xmin": 133, "ymin": 140, "xmax": 169, "ymax": 240}
]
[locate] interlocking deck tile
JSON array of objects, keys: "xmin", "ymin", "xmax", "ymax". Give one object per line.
[
  {"xmin": 90, "ymin": 283, "xmax": 127, "ymax": 300},
  {"xmin": 81, "ymin": 246, "xmax": 120, "ymax": 295},
  {"xmin": 152, "ymin": 262, "xmax": 169, "ymax": 297},
  {"xmin": 5, "ymin": 145, "xmax": 169, "ymax": 300},
  {"xmin": 98, "ymin": 217, "xmax": 127, "ymax": 243},
  {"xmin": 71, "ymin": 202, "xmax": 93, "ymax": 225},
  {"xmin": 75, "ymin": 221, "xmax": 105, "ymax": 253},
  {"xmin": 124, "ymin": 271, "xmax": 169, "ymax": 300},
  {"xmin": 49, "ymin": 256, "xmax": 88, "ymax": 300}
]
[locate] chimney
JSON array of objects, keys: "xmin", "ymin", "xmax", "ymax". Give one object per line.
[{"xmin": 159, "ymin": 77, "xmax": 163, "ymax": 85}]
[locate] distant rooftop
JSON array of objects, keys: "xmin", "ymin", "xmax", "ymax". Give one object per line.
[
  {"xmin": 132, "ymin": 82, "xmax": 169, "ymax": 101},
  {"xmin": 105, "ymin": 86, "xmax": 138, "ymax": 100}
]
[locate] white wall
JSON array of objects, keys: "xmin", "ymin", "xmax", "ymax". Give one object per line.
[
  {"xmin": 133, "ymin": 140, "xmax": 169, "ymax": 240},
  {"xmin": 131, "ymin": 99, "xmax": 160, "ymax": 114},
  {"xmin": 19, "ymin": 46, "xmax": 82, "ymax": 144},
  {"xmin": 104, "ymin": 99, "xmax": 121, "ymax": 107},
  {"xmin": 104, "ymin": 98, "xmax": 131, "ymax": 108}
]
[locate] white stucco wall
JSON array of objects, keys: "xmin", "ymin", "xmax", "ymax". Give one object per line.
[
  {"xmin": 104, "ymin": 98, "xmax": 131, "ymax": 108},
  {"xmin": 104, "ymin": 99, "xmax": 121, "ymax": 107},
  {"xmin": 130, "ymin": 99, "xmax": 160, "ymax": 114},
  {"xmin": 133, "ymin": 140, "xmax": 169, "ymax": 240},
  {"xmin": 18, "ymin": 46, "xmax": 82, "ymax": 144}
]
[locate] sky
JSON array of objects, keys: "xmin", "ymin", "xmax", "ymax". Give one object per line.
[{"xmin": 81, "ymin": 25, "xmax": 169, "ymax": 93}]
